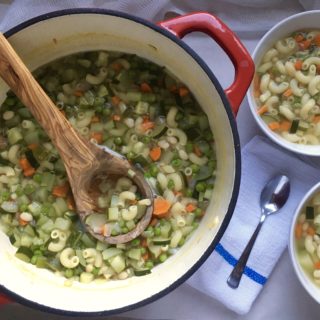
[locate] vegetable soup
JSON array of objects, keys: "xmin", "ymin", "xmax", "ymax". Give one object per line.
[
  {"xmin": 254, "ymin": 30, "xmax": 320, "ymax": 145},
  {"xmin": 295, "ymin": 192, "xmax": 320, "ymax": 286},
  {"xmin": 0, "ymin": 51, "xmax": 216, "ymax": 283}
]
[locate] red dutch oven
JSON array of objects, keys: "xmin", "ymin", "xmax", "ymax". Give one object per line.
[{"xmin": 0, "ymin": 9, "xmax": 254, "ymax": 315}]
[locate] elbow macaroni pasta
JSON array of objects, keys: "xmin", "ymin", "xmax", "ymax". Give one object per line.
[{"xmin": 255, "ymin": 29, "xmax": 320, "ymax": 145}]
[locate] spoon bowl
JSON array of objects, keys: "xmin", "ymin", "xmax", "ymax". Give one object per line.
[
  {"xmin": 0, "ymin": 33, "xmax": 154, "ymax": 244},
  {"xmin": 260, "ymin": 175, "xmax": 291, "ymax": 216}
]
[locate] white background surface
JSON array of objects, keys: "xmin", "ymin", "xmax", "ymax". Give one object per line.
[{"xmin": 0, "ymin": 0, "xmax": 320, "ymax": 319}]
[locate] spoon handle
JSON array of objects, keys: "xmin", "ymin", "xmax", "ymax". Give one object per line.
[
  {"xmin": 227, "ymin": 214, "xmax": 266, "ymax": 289},
  {"xmin": 0, "ymin": 33, "xmax": 96, "ymax": 168}
]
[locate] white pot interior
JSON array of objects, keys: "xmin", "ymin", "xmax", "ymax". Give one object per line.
[
  {"xmin": 0, "ymin": 12, "xmax": 238, "ymax": 313},
  {"xmin": 247, "ymin": 10, "xmax": 320, "ymax": 156}
]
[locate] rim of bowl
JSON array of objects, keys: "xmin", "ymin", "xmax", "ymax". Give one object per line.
[
  {"xmin": 0, "ymin": 8, "xmax": 241, "ymax": 316},
  {"xmin": 289, "ymin": 181, "xmax": 320, "ymax": 304},
  {"xmin": 247, "ymin": 10, "xmax": 320, "ymax": 157}
]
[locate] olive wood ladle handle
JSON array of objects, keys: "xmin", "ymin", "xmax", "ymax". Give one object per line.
[
  {"xmin": 0, "ymin": 33, "xmax": 154, "ymax": 244},
  {"xmin": 0, "ymin": 33, "xmax": 98, "ymax": 171}
]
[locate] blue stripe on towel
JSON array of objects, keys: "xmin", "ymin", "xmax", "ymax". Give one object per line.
[{"xmin": 215, "ymin": 243, "xmax": 267, "ymax": 285}]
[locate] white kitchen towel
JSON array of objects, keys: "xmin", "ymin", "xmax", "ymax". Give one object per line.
[{"xmin": 187, "ymin": 135, "xmax": 320, "ymax": 315}]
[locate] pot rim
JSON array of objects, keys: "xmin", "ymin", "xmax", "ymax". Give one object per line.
[{"xmin": 1, "ymin": 8, "xmax": 241, "ymax": 316}]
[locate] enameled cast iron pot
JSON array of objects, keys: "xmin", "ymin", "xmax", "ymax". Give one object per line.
[{"xmin": 0, "ymin": 9, "xmax": 254, "ymax": 315}]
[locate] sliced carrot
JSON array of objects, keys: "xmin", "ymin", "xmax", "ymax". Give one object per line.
[
  {"xmin": 73, "ymin": 90, "xmax": 84, "ymax": 97},
  {"xmin": 314, "ymin": 261, "xmax": 320, "ymax": 269},
  {"xmin": 295, "ymin": 223, "xmax": 303, "ymax": 239},
  {"xmin": 307, "ymin": 226, "xmax": 316, "ymax": 236},
  {"xmin": 111, "ymin": 96, "xmax": 121, "ymax": 106},
  {"xmin": 173, "ymin": 191, "xmax": 183, "ymax": 197},
  {"xmin": 268, "ymin": 121, "xmax": 280, "ymax": 131},
  {"xmin": 19, "ymin": 218, "xmax": 28, "ymax": 226},
  {"xmin": 314, "ymin": 34, "xmax": 320, "ymax": 47},
  {"xmin": 299, "ymin": 40, "xmax": 311, "ymax": 50},
  {"xmin": 153, "ymin": 197, "xmax": 171, "ymax": 217},
  {"xmin": 142, "ymin": 252, "xmax": 149, "ymax": 261},
  {"xmin": 316, "ymin": 65, "xmax": 320, "ymax": 74},
  {"xmin": 19, "ymin": 158, "xmax": 31, "ymax": 171},
  {"xmin": 141, "ymin": 121, "xmax": 155, "ymax": 132},
  {"xmin": 179, "ymin": 87, "xmax": 189, "ymax": 97},
  {"xmin": 149, "ymin": 146, "xmax": 161, "ymax": 161},
  {"xmin": 283, "ymin": 88, "xmax": 293, "ymax": 97},
  {"xmin": 141, "ymin": 238, "xmax": 148, "ymax": 248},
  {"xmin": 19, "ymin": 158, "xmax": 36, "ymax": 177},
  {"xmin": 279, "ymin": 121, "xmax": 291, "ymax": 132},
  {"xmin": 112, "ymin": 114, "xmax": 121, "ymax": 122},
  {"xmin": 186, "ymin": 203, "xmax": 197, "ymax": 212},
  {"xmin": 67, "ymin": 194, "xmax": 76, "ymax": 210},
  {"xmin": 140, "ymin": 82, "xmax": 152, "ymax": 93},
  {"xmin": 52, "ymin": 182, "xmax": 70, "ymax": 198},
  {"xmin": 194, "ymin": 145, "xmax": 202, "ymax": 157},
  {"xmin": 111, "ymin": 62, "xmax": 122, "ymax": 73},
  {"xmin": 169, "ymin": 85, "xmax": 178, "ymax": 93},
  {"xmin": 27, "ymin": 143, "xmax": 38, "ymax": 150},
  {"xmin": 253, "ymin": 74, "xmax": 261, "ymax": 98},
  {"xmin": 257, "ymin": 104, "xmax": 268, "ymax": 115},
  {"xmin": 90, "ymin": 132, "xmax": 103, "ymax": 144},
  {"xmin": 102, "ymin": 224, "xmax": 109, "ymax": 237},
  {"xmin": 313, "ymin": 115, "xmax": 320, "ymax": 123},
  {"xmin": 23, "ymin": 168, "xmax": 36, "ymax": 177},
  {"xmin": 294, "ymin": 60, "xmax": 303, "ymax": 70},
  {"xmin": 295, "ymin": 34, "xmax": 305, "ymax": 42},
  {"xmin": 91, "ymin": 116, "xmax": 100, "ymax": 123},
  {"xmin": 150, "ymin": 218, "xmax": 158, "ymax": 227}
]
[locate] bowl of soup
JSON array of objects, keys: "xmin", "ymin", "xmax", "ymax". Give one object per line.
[
  {"xmin": 0, "ymin": 8, "xmax": 254, "ymax": 316},
  {"xmin": 289, "ymin": 182, "xmax": 320, "ymax": 304},
  {"xmin": 247, "ymin": 10, "xmax": 320, "ymax": 156}
]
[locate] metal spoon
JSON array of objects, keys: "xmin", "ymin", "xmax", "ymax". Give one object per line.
[
  {"xmin": 0, "ymin": 33, "xmax": 154, "ymax": 244},
  {"xmin": 227, "ymin": 174, "xmax": 290, "ymax": 289}
]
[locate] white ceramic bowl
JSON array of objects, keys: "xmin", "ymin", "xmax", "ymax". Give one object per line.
[
  {"xmin": 289, "ymin": 182, "xmax": 320, "ymax": 304},
  {"xmin": 247, "ymin": 10, "xmax": 320, "ymax": 156}
]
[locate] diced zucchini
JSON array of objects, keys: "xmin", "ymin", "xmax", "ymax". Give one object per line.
[
  {"xmin": 134, "ymin": 268, "xmax": 151, "ymax": 276},
  {"xmin": 290, "ymin": 119, "xmax": 299, "ymax": 134},
  {"xmin": 109, "ymin": 255, "xmax": 126, "ymax": 273},
  {"xmin": 23, "ymin": 224, "xmax": 35, "ymax": 237},
  {"xmin": 20, "ymin": 234, "xmax": 33, "ymax": 247},
  {"xmin": 127, "ymin": 248, "xmax": 142, "ymax": 260},
  {"xmin": 54, "ymin": 217, "xmax": 72, "ymax": 231},
  {"xmin": 306, "ymin": 206, "xmax": 315, "ymax": 220},
  {"xmin": 135, "ymin": 101, "xmax": 149, "ymax": 115},
  {"xmin": 52, "ymin": 198, "xmax": 68, "ymax": 216},
  {"xmin": 148, "ymin": 244, "xmax": 162, "ymax": 258},
  {"xmin": 152, "ymin": 237, "xmax": 171, "ymax": 245},
  {"xmin": 110, "ymin": 195, "xmax": 119, "ymax": 207},
  {"xmin": 15, "ymin": 246, "xmax": 33, "ymax": 263},
  {"xmin": 150, "ymin": 123, "xmax": 167, "ymax": 138},
  {"xmin": 108, "ymin": 207, "xmax": 119, "ymax": 221},
  {"xmin": 28, "ymin": 201, "xmax": 42, "ymax": 216},
  {"xmin": 81, "ymin": 233, "xmax": 96, "ymax": 248},
  {"xmin": 132, "ymin": 154, "xmax": 149, "ymax": 166},
  {"xmin": 102, "ymin": 248, "xmax": 123, "ymax": 260}
]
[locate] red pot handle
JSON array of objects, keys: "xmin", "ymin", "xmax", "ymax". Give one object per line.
[
  {"xmin": 158, "ymin": 12, "xmax": 254, "ymax": 115},
  {"xmin": 0, "ymin": 294, "xmax": 11, "ymax": 305}
]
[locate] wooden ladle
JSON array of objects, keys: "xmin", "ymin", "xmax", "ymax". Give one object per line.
[{"xmin": 0, "ymin": 33, "xmax": 154, "ymax": 244}]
